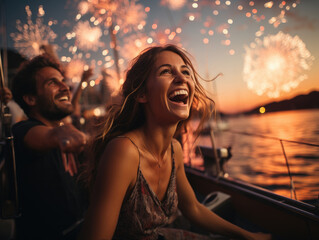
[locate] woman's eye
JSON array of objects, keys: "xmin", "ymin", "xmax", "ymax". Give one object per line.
[
  {"xmin": 182, "ymin": 70, "xmax": 191, "ymax": 76},
  {"xmin": 160, "ymin": 69, "xmax": 171, "ymax": 75}
]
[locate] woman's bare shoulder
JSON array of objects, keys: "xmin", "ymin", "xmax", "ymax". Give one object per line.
[
  {"xmin": 106, "ymin": 136, "xmax": 139, "ymax": 153},
  {"xmin": 99, "ymin": 136, "xmax": 140, "ymax": 175}
]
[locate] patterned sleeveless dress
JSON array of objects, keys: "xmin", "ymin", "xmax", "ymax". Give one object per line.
[{"xmin": 112, "ymin": 137, "xmax": 216, "ymax": 240}]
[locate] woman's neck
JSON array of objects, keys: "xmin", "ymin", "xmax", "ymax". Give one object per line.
[{"xmin": 140, "ymin": 122, "xmax": 177, "ymax": 159}]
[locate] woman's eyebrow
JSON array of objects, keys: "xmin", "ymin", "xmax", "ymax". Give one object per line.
[
  {"xmin": 157, "ymin": 64, "xmax": 171, "ymax": 70},
  {"xmin": 157, "ymin": 64, "xmax": 190, "ymax": 70},
  {"xmin": 181, "ymin": 65, "xmax": 190, "ymax": 70}
]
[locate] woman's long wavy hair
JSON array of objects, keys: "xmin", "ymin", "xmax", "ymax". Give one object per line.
[{"xmin": 85, "ymin": 44, "xmax": 214, "ymax": 189}]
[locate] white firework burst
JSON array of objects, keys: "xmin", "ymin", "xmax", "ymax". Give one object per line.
[
  {"xmin": 74, "ymin": 21, "xmax": 103, "ymax": 51},
  {"xmin": 10, "ymin": 5, "xmax": 57, "ymax": 59},
  {"xmin": 243, "ymin": 31, "xmax": 314, "ymax": 98}
]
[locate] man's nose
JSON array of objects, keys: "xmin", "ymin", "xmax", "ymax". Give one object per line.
[{"xmin": 58, "ymin": 81, "xmax": 70, "ymax": 91}]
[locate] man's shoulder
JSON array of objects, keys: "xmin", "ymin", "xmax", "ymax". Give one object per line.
[
  {"xmin": 12, "ymin": 118, "xmax": 44, "ymax": 137},
  {"xmin": 13, "ymin": 118, "xmax": 43, "ymax": 128}
]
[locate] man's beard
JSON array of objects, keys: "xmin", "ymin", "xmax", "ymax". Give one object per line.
[{"xmin": 37, "ymin": 97, "xmax": 74, "ymax": 121}]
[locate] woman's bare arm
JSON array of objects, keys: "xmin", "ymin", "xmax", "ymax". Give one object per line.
[
  {"xmin": 173, "ymin": 139, "xmax": 271, "ymax": 240},
  {"xmin": 78, "ymin": 137, "xmax": 139, "ymax": 240}
]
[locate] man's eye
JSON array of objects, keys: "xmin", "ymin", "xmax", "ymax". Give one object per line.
[{"xmin": 47, "ymin": 80, "xmax": 58, "ymax": 86}]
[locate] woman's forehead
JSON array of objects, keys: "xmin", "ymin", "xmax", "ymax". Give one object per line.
[{"xmin": 154, "ymin": 50, "xmax": 187, "ymax": 66}]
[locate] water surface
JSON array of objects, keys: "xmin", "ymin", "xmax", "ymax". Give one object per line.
[{"xmin": 189, "ymin": 109, "xmax": 319, "ymax": 202}]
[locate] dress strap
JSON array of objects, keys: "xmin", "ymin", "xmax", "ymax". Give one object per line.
[
  {"xmin": 116, "ymin": 136, "xmax": 141, "ymax": 165},
  {"xmin": 171, "ymin": 141, "xmax": 174, "ymax": 158},
  {"xmin": 116, "ymin": 136, "xmax": 175, "ymax": 166}
]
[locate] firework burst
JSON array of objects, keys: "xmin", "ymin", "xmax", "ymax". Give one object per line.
[
  {"xmin": 119, "ymin": 34, "xmax": 154, "ymax": 66},
  {"xmin": 161, "ymin": 0, "xmax": 187, "ymax": 10},
  {"xmin": 10, "ymin": 5, "xmax": 57, "ymax": 59},
  {"xmin": 78, "ymin": 1, "xmax": 90, "ymax": 15},
  {"xmin": 268, "ymin": 10, "xmax": 286, "ymax": 28},
  {"xmin": 101, "ymin": 67, "xmax": 122, "ymax": 94},
  {"xmin": 150, "ymin": 30, "xmax": 182, "ymax": 46},
  {"xmin": 64, "ymin": 59, "xmax": 86, "ymax": 83},
  {"xmin": 116, "ymin": 0, "xmax": 147, "ymax": 33},
  {"xmin": 82, "ymin": 0, "xmax": 147, "ymax": 33},
  {"xmin": 74, "ymin": 21, "xmax": 103, "ymax": 51},
  {"xmin": 243, "ymin": 31, "xmax": 314, "ymax": 98}
]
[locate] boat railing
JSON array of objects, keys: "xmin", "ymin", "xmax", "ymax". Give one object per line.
[{"xmin": 221, "ymin": 130, "xmax": 319, "ymax": 202}]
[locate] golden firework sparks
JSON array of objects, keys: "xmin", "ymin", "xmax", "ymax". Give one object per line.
[
  {"xmin": 64, "ymin": 59, "xmax": 86, "ymax": 82},
  {"xmin": 82, "ymin": 0, "xmax": 147, "ymax": 33},
  {"xmin": 73, "ymin": 21, "xmax": 103, "ymax": 51},
  {"xmin": 10, "ymin": 5, "xmax": 57, "ymax": 59},
  {"xmin": 119, "ymin": 33, "xmax": 154, "ymax": 66},
  {"xmin": 116, "ymin": 0, "xmax": 147, "ymax": 33}
]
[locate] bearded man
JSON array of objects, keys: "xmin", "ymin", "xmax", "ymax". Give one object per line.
[{"xmin": 12, "ymin": 54, "xmax": 88, "ymax": 240}]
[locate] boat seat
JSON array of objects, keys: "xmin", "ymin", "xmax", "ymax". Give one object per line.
[{"xmin": 202, "ymin": 191, "xmax": 231, "ymax": 212}]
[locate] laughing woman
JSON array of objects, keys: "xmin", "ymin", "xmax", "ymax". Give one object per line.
[{"xmin": 79, "ymin": 45, "xmax": 271, "ymax": 240}]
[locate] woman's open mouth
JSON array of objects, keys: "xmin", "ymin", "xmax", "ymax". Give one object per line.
[{"xmin": 168, "ymin": 89, "xmax": 189, "ymax": 105}]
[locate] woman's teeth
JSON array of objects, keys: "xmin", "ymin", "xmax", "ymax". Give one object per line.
[
  {"xmin": 169, "ymin": 90, "xmax": 188, "ymax": 104},
  {"xmin": 169, "ymin": 89, "xmax": 188, "ymax": 98}
]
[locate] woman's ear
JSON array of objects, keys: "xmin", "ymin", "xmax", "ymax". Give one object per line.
[
  {"xmin": 137, "ymin": 93, "xmax": 147, "ymax": 103},
  {"xmin": 23, "ymin": 95, "xmax": 37, "ymax": 107}
]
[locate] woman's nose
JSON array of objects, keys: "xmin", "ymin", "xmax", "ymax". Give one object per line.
[{"xmin": 174, "ymin": 71, "xmax": 187, "ymax": 83}]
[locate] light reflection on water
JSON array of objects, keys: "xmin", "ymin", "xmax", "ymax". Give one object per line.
[{"xmin": 189, "ymin": 109, "xmax": 319, "ymax": 202}]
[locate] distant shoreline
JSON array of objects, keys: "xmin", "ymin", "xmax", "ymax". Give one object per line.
[{"xmin": 221, "ymin": 90, "xmax": 319, "ymax": 117}]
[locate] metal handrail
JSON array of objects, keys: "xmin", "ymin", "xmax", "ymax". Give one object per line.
[
  {"xmin": 227, "ymin": 130, "xmax": 319, "ymax": 148},
  {"xmin": 280, "ymin": 140, "xmax": 297, "ymax": 200},
  {"xmin": 224, "ymin": 129, "xmax": 319, "ymax": 200}
]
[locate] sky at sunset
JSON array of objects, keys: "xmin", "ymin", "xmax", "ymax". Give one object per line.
[{"xmin": 2, "ymin": 0, "xmax": 319, "ymax": 114}]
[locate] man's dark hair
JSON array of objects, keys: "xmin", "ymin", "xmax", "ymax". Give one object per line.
[{"xmin": 12, "ymin": 54, "xmax": 62, "ymax": 115}]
